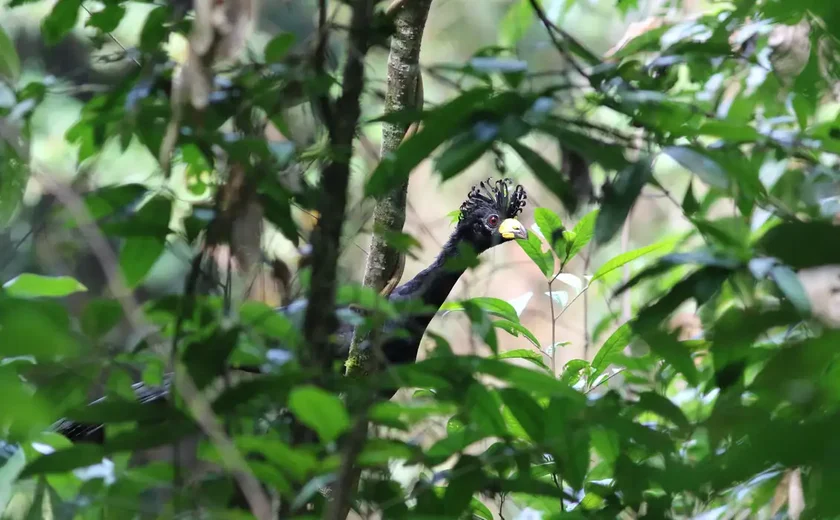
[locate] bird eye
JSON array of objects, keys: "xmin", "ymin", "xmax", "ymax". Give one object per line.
[{"xmin": 487, "ymin": 214, "xmax": 500, "ymax": 227}]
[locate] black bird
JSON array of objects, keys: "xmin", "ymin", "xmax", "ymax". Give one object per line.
[{"xmin": 54, "ymin": 178, "xmax": 529, "ymax": 443}]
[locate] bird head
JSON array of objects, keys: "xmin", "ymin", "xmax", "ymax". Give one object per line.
[{"xmin": 457, "ymin": 178, "xmax": 528, "ymax": 251}]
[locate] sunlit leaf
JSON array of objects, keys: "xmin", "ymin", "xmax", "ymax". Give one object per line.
[
  {"xmin": 567, "ymin": 208, "xmax": 598, "ymax": 260},
  {"xmin": 3, "ymin": 274, "xmax": 87, "ymax": 298},
  {"xmin": 591, "ymin": 238, "xmax": 675, "ymax": 282},
  {"xmin": 441, "ymin": 297, "xmax": 519, "ymax": 322},
  {"xmin": 591, "ymin": 323, "xmax": 632, "ymax": 379},
  {"xmin": 518, "ymin": 232, "xmax": 554, "ymax": 278}
]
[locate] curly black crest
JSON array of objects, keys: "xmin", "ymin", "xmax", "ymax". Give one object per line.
[{"xmin": 459, "ymin": 178, "xmax": 527, "ymax": 221}]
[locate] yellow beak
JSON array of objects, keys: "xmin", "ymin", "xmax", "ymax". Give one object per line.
[{"xmin": 498, "ymin": 218, "xmax": 528, "ymax": 240}]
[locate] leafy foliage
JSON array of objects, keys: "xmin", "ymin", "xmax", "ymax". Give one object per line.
[{"xmin": 1, "ymin": 0, "xmax": 840, "ymax": 518}]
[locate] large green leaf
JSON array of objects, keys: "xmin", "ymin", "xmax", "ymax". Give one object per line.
[
  {"xmin": 41, "ymin": 0, "xmax": 83, "ymax": 46},
  {"xmin": 499, "ymin": 388, "xmax": 545, "ymax": 442},
  {"xmin": 508, "ymin": 140, "xmax": 576, "ymax": 212},
  {"xmin": 288, "ymin": 386, "xmax": 350, "ymax": 443},
  {"xmin": 493, "ymin": 320, "xmax": 542, "ymax": 350},
  {"xmin": 595, "ymin": 160, "xmax": 652, "ymax": 244},
  {"xmin": 567, "ymin": 208, "xmax": 598, "ymax": 261},
  {"xmin": 441, "ymin": 297, "xmax": 519, "ymax": 322},
  {"xmin": 517, "ymin": 232, "xmax": 554, "ymax": 278},
  {"xmin": 758, "ymin": 221, "xmax": 840, "ymax": 269},
  {"xmin": 20, "ymin": 445, "xmax": 104, "ymax": 478},
  {"xmin": 664, "ymin": 146, "xmax": 730, "ymax": 190},
  {"xmin": 591, "ymin": 323, "xmax": 633, "ymax": 379},
  {"xmin": 534, "ymin": 207, "xmax": 566, "ymax": 258},
  {"xmin": 366, "ymin": 88, "xmax": 493, "ymax": 197},
  {"xmin": 499, "ymin": 0, "xmax": 533, "ymax": 47},
  {"xmin": 769, "ymin": 265, "xmax": 811, "ymax": 315}
]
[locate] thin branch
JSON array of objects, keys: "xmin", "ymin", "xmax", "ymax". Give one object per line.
[
  {"xmin": 527, "ymin": 0, "xmax": 590, "ymax": 81},
  {"xmin": 302, "ymin": 0, "xmax": 377, "ymax": 371},
  {"xmin": 324, "ymin": 415, "xmax": 369, "ymax": 520},
  {"xmin": 345, "ymin": 0, "xmax": 434, "ymax": 377}
]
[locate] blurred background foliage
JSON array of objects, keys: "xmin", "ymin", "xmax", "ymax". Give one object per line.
[{"xmin": 1, "ymin": 0, "xmax": 840, "ymax": 518}]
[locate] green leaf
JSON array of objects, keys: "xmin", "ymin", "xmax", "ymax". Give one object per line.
[
  {"xmin": 517, "ymin": 232, "xmax": 554, "ymax": 278},
  {"xmin": 534, "ymin": 207, "xmax": 566, "ymax": 258},
  {"xmin": 435, "ymin": 130, "xmax": 494, "ymax": 180},
  {"xmin": 41, "ymin": 0, "xmax": 83, "ymax": 46},
  {"xmin": 443, "ymin": 455, "xmax": 484, "ymax": 513},
  {"xmin": 139, "ymin": 6, "xmax": 171, "ymax": 52},
  {"xmin": 258, "ymin": 178, "xmax": 300, "ymax": 246},
  {"xmin": 0, "ymin": 142, "xmax": 29, "ymax": 227},
  {"xmin": 591, "ymin": 238, "xmax": 674, "ymax": 282},
  {"xmin": 682, "ymin": 179, "xmax": 699, "ymax": 216},
  {"xmin": 499, "ymin": 0, "xmax": 533, "ymax": 47},
  {"xmin": 366, "ymin": 88, "xmax": 493, "ymax": 197},
  {"xmin": 591, "ymin": 323, "xmax": 632, "ymax": 379},
  {"xmin": 239, "ymin": 301, "xmax": 302, "ymax": 347},
  {"xmin": 0, "ymin": 25, "xmax": 21, "ymax": 81},
  {"xmin": 85, "ymin": 3, "xmax": 126, "ymax": 32},
  {"xmin": 20, "ymin": 445, "xmax": 104, "ymax": 478},
  {"xmin": 508, "ymin": 140, "xmax": 576, "ymax": 213},
  {"xmin": 120, "ymin": 236, "xmax": 166, "ymax": 289},
  {"xmin": 499, "ymin": 388, "xmax": 545, "ymax": 442},
  {"xmin": 664, "ymin": 146, "xmax": 730, "ymax": 190},
  {"xmin": 470, "ymin": 496, "xmax": 495, "ymax": 520},
  {"xmin": 441, "ymin": 297, "xmax": 518, "ymax": 322},
  {"xmin": 80, "ymin": 299, "xmax": 123, "ymax": 339},
  {"xmin": 66, "ymin": 121, "xmax": 97, "ymax": 163},
  {"xmin": 567, "ymin": 208, "xmax": 598, "ymax": 260},
  {"xmin": 493, "ymin": 320, "xmax": 542, "ymax": 350},
  {"xmin": 235, "ymin": 435, "xmax": 316, "ymax": 481},
  {"xmin": 288, "ymin": 386, "xmax": 350, "ymax": 443},
  {"xmin": 182, "ymin": 327, "xmax": 240, "ymax": 390},
  {"xmin": 465, "ymin": 383, "xmax": 507, "ymax": 436},
  {"xmin": 595, "ymin": 160, "xmax": 652, "ymax": 244},
  {"xmin": 0, "ymin": 299, "xmax": 80, "ymax": 361},
  {"xmin": 3, "ymin": 274, "xmax": 87, "ymax": 298},
  {"xmin": 114, "ymin": 195, "xmax": 172, "ymax": 288},
  {"xmin": 494, "ymin": 348, "xmax": 548, "ymax": 369},
  {"xmin": 64, "ymin": 184, "xmax": 147, "ymax": 229},
  {"xmin": 0, "ymin": 443, "xmax": 26, "ymax": 509},
  {"xmin": 633, "ymin": 392, "xmax": 691, "ymax": 432},
  {"xmin": 264, "ymin": 32, "xmax": 296, "ymax": 63},
  {"xmin": 0, "ymin": 368, "xmax": 54, "ymax": 436},
  {"xmin": 24, "ymin": 477, "xmax": 47, "ymax": 520},
  {"xmin": 560, "ymin": 359, "xmax": 590, "ymax": 387},
  {"xmin": 770, "ymin": 265, "xmax": 811, "ymax": 315},
  {"xmin": 758, "ymin": 221, "xmax": 840, "ymax": 269}
]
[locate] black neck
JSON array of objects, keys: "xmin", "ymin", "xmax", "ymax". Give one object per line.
[{"xmin": 391, "ymin": 228, "xmax": 485, "ymax": 321}]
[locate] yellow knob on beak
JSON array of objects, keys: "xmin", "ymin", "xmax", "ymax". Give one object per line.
[{"xmin": 499, "ymin": 218, "xmax": 528, "ymax": 240}]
